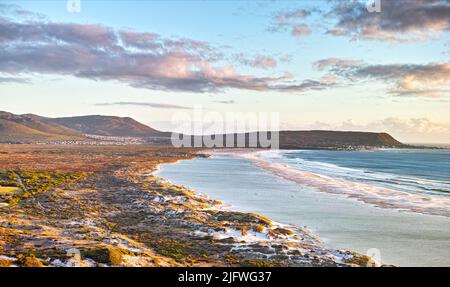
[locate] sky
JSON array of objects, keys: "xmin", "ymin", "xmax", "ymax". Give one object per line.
[{"xmin": 0, "ymin": 0, "xmax": 449, "ymax": 143}]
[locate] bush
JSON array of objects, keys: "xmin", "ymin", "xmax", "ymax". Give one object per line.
[
  {"xmin": 154, "ymin": 240, "xmax": 189, "ymax": 260},
  {"xmin": 18, "ymin": 254, "xmax": 44, "ymax": 267}
]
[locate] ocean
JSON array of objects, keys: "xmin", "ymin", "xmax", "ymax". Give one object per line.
[
  {"xmin": 156, "ymin": 148, "xmax": 450, "ymax": 266},
  {"xmin": 264, "ymin": 149, "xmax": 450, "ymax": 196}
]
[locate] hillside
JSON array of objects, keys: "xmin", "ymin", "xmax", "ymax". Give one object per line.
[
  {"xmin": 0, "ymin": 112, "xmax": 164, "ymax": 143},
  {"xmin": 278, "ymin": 130, "xmax": 402, "ymax": 148},
  {"xmin": 50, "ymin": 115, "xmax": 161, "ymax": 137},
  {"xmin": 0, "ymin": 112, "xmax": 81, "ymax": 136},
  {"xmin": 0, "ymin": 118, "xmax": 83, "ymax": 143}
]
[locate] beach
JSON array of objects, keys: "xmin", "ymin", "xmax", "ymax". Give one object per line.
[{"xmin": 157, "ymin": 149, "xmax": 450, "ymax": 267}]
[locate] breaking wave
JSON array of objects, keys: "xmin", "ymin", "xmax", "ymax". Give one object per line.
[{"xmin": 229, "ymin": 150, "xmax": 450, "ymax": 218}]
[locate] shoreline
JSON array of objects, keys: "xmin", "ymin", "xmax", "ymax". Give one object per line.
[
  {"xmin": 210, "ymin": 149, "xmax": 450, "ymax": 218},
  {"xmin": 154, "ymin": 154, "xmax": 379, "ymax": 267},
  {"xmin": 158, "ymin": 149, "xmax": 450, "ymax": 266}
]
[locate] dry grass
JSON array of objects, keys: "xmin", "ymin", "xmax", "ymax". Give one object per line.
[{"xmin": 0, "ymin": 186, "xmax": 22, "ymax": 195}]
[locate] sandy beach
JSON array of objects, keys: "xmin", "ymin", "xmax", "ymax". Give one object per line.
[{"xmin": 157, "ymin": 148, "xmax": 450, "ymax": 266}]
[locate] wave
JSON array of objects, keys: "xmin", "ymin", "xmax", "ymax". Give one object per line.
[
  {"xmin": 260, "ymin": 150, "xmax": 450, "ymax": 196},
  {"xmin": 221, "ymin": 150, "xmax": 450, "ymax": 218}
]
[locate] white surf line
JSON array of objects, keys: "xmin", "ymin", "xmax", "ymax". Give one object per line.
[
  {"xmin": 214, "ymin": 150, "xmax": 450, "ymax": 218},
  {"xmin": 155, "ymin": 153, "xmax": 384, "ymax": 266}
]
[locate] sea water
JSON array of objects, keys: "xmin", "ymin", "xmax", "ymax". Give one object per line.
[
  {"xmin": 264, "ymin": 149, "xmax": 450, "ymax": 196},
  {"xmin": 156, "ymin": 149, "xmax": 450, "ymax": 266}
]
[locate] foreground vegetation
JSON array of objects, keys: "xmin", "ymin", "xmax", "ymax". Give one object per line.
[{"xmin": 0, "ymin": 170, "xmax": 87, "ymax": 206}]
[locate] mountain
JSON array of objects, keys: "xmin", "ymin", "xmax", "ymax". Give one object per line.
[
  {"xmin": 0, "ymin": 112, "xmax": 165, "ymax": 143},
  {"xmin": 0, "ymin": 117, "xmax": 84, "ymax": 143},
  {"xmin": 0, "ymin": 111, "xmax": 404, "ymax": 148},
  {"xmin": 0, "ymin": 111, "xmax": 85, "ymax": 143},
  {"xmin": 185, "ymin": 130, "xmax": 404, "ymax": 149},
  {"xmin": 278, "ymin": 130, "xmax": 402, "ymax": 148},
  {"xmin": 50, "ymin": 115, "xmax": 161, "ymax": 137},
  {"xmin": 0, "ymin": 112, "xmax": 81, "ymax": 136}
]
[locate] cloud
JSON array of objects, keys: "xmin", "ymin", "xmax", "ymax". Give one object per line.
[
  {"xmin": 300, "ymin": 117, "xmax": 450, "ymax": 134},
  {"xmin": 291, "ymin": 24, "xmax": 312, "ymax": 37},
  {"xmin": 0, "ymin": 11, "xmax": 333, "ymax": 94},
  {"xmin": 315, "ymin": 58, "xmax": 450, "ymax": 97},
  {"xmin": 118, "ymin": 30, "xmax": 161, "ymax": 50},
  {"xmin": 94, "ymin": 102, "xmax": 190, "ymax": 110},
  {"xmin": 352, "ymin": 62, "xmax": 450, "ymax": 97},
  {"xmin": 273, "ymin": 9, "xmax": 312, "ymax": 25},
  {"xmin": 0, "ymin": 3, "xmax": 45, "ymax": 20},
  {"xmin": 270, "ymin": 1, "xmax": 450, "ymax": 43},
  {"xmin": 327, "ymin": 0, "xmax": 450, "ymax": 42},
  {"xmin": 355, "ymin": 117, "xmax": 450, "ymax": 143},
  {"xmin": 234, "ymin": 54, "xmax": 277, "ymax": 69},
  {"xmin": 294, "ymin": 117, "xmax": 450, "ymax": 143},
  {"xmin": 272, "ymin": 78, "xmax": 338, "ymax": 92},
  {"xmin": 367, "ymin": 117, "xmax": 450, "ymax": 135},
  {"xmin": 269, "ymin": 8, "xmax": 314, "ymax": 38},
  {"xmin": 0, "ymin": 76, "xmax": 30, "ymax": 84},
  {"xmin": 314, "ymin": 58, "xmax": 365, "ymax": 71},
  {"xmin": 119, "ymin": 30, "xmax": 220, "ymax": 60}
]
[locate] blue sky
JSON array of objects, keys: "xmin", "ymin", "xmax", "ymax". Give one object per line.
[{"xmin": 1, "ymin": 0, "xmax": 449, "ymax": 143}]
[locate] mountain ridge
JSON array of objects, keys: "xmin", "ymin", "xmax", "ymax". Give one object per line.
[
  {"xmin": 0, "ymin": 111, "xmax": 163, "ymax": 142},
  {"xmin": 0, "ymin": 111, "xmax": 405, "ymax": 148},
  {"xmin": 50, "ymin": 115, "xmax": 160, "ymax": 137}
]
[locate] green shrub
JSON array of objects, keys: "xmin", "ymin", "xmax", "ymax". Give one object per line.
[{"xmin": 154, "ymin": 240, "xmax": 189, "ymax": 260}]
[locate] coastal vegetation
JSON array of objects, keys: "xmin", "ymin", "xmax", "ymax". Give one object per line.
[{"xmin": 0, "ymin": 169, "xmax": 87, "ymax": 206}]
